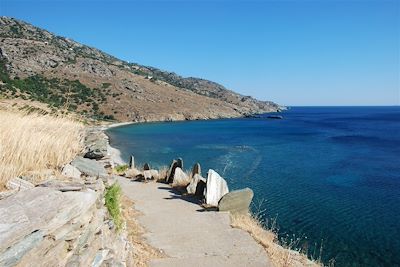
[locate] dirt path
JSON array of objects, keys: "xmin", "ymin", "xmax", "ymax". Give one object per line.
[{"xmin": 117, "ymin": 177, "xmax": 273, "ymax": 267}]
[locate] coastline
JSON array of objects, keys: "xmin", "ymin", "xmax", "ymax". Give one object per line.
[{"xmin": 102, "ymin": 124, "xmax": 319, "ymax": 267}]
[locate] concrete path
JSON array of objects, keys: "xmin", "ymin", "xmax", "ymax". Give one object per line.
[{"xmin": 117, "ymin": 177, "xmax": 272, "ymax": 267}]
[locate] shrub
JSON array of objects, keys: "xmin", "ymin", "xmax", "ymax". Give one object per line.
[
  {"xmin": 105, "ymin": 183, "xmax": 123, "ymax": 231},
  {"xmin": 114, "ymin": 164, "xmax": 129, "ymax": 174}
]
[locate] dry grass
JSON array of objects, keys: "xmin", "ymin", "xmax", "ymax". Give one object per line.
[
  {"xmin": 0, "ymin": 110, "xmax": 83, "ymax": 189},
  {"xmin": 121, "ymin": 196, "xmax": 165, "ymax": 266},
  {"xmin": 231, "ymin": 213, "xmax": 321, "ymax": 267}
]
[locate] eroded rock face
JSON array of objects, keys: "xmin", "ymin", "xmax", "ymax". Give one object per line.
[
  {"xmin": 186, "ymin": 174, "xmax": 206, "ymax": 196},
  {"xmin": 71, "ymin": 157, "xmax": 108, "ymax": 178},
  {"xmin": 172, "ymin": 167, "xmax": 189, "ymax": 187},
  {"xmin": 0, "ymin": 187, "xmax": 97, "ymax": 256},
  {"xmin": 205, "ymin": 170, "xmax": 229, "ymax": 207},
  {"xmin": 218, "ymin": 188, "xmax": 254, "ymax": 214}
]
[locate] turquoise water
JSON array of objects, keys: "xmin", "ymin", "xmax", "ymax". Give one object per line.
[{"xmin": 107, "ymin": 107, "xmax": 400, "ymax": 266}]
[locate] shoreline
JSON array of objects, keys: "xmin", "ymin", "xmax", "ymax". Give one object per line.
[{"xmin": 102, "ymin": 125, "xmax": 319, "ymax": 267}]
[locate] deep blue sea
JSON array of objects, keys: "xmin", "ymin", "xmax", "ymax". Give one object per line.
[{"xmin": 107, "ymin": 107, "xmax": 400, "ymax": 266}]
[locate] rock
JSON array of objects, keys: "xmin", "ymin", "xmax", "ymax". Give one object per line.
[
  {"xmin": 91, "ymin": 249, "xmax": 109, "ymax": 267},
  {"xmin": 83, "ymin": 130, "xmax": 108, "ymax": 160},
  {"xmin": 0, "ymin": 230, "xmax": 44, "ymax": 267},
  {"xmin": 166, "ymin": 158, "xmax": 183, "ymax": 183},
  {"xmin": 191, "ymin": 163, "xmax": 201, "ymax": 177},
  {"xmin": 37, "ymin": 180, "xmax": 84, "ymax": 192},
  {"xmin": 143, "ymin": 169, "xmax": 159, "ymax": 181},
  {"xmin": 0, "ymin": 190, "xmax": 16, "ymax": 200},
  {"xmin": 171, "ymin": 167, "xmax": 189, "ymax": 187},
  {"xmin": 6, "ymin": 177, "xmax": 34, "ymax": 191},
  {"xmin": 218, "ymin": 188, "xmax": 254, "ymax": 214},
  {"xmin": 61, "ymin": 164, "xmax": 82, "ymax": 179},
  {"xmin": 186, "ymin": 174, "xmax": 206, "ymax": 195},
  {"xmin": 177, "ymin": 158, "xmax": 183, "ymax": 169},
  {"xmin": 143, "ymin": 163, "xmax": 150, "ymax": 171},
  {"xmin": 204, "ymin": 169, "xmax": 229, "ymax": 207},
  {"xmin": 71, "ymin": 157, "xmax": 108, "ymax": 178},
  {"xmin": 129, "ymin": 155, "xmax": 135, "ymax": 168},
  {"xmin": 0, "ymin": 187, "xmax": 97, "ymax": 257}
]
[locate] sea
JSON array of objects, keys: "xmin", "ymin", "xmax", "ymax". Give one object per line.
[{"xmin": 107, "ymin": 106, "xmax": 400, "ymax": 267}]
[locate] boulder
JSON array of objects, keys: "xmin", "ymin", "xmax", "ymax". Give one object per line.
[
  {"xmin": 71, "ymin": 157, "xmax": 108, "ymax": 178},
  {"xmin": 61, "ymin": 164, "xmax": 81, "ymax": 179},
  {"xmin": 129, "ymin": 155, "xmax": 135, "ymax": 168},
  {"xmin": 143, "ymin": 169, "xmax": 159, "ymax": 181},
  {"xmin": 172, "ymin": 167, "xmax": 189, "ymax": 187},
  {"xmin": 6, "ymin": 177, "xmax": 34, "ymax": 191},
  {"xmin": 191, "ymin": 163, "xmax": 201, "ymax": 177},
  {"xmin": 218, "ymin": 188, "xmax": 254, "ymax": 214},
  {"xmin": 204, "ymin": 169, "xmax": 229, "ymax": 207},
  {"xmin": 143, "ymin": 163, "xmax": 150, "ymax": 171},
  {"xmin": 186, "ymin": 174, "xmax": 206, "ymax": 195},
  {"xmin": 37, "ymin": 180, "xmax": 85, "ymax": 192},
  {"xmin": 166, "ymin": 158, "xmax": 183, "ymax": 183},
  {"xmin": 83, "ymin": 130, "xmax": 108, "ymax": 160}
]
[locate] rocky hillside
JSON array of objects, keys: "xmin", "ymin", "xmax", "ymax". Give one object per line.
[{"xmin": 0, "ymin": 17, "xmax": 281, "ymax": 122}]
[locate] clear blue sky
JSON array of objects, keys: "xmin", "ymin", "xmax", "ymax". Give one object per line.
[{"xmin": 1, "ymin": 0, "xmax": 399, "ymax": 106}]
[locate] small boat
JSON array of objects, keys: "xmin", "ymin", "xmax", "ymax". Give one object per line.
[{"xmin": 267, "ymin": 115, "xmax": 283, "ymax": 119}]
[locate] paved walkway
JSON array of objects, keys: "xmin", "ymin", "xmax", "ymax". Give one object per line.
[{"xmin": 117, "ymin": 177, "xmax": 272, "ymax": 267}]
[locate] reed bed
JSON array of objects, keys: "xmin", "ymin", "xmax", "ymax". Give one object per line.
[{"xmin": 0, "ymin": 110, "xmax": 83, "ymax": 189}]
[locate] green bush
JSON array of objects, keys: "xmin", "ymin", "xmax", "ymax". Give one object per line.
[
  {"xmin": 105, "ymin": 183, "xmax": 123, "ymax": 231},
  {"xmin": 114, "ymin": 164, "xmax": 128, "ymax": 173}
]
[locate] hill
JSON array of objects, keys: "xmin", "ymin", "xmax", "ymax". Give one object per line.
[{"xmin": 0, "ymin": 17, "xmax": 281, "ymax": 122}]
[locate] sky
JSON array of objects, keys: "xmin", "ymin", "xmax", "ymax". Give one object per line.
[{"xmin": 0, "ymin": 0, "xmax": 399, "ymax": 106}]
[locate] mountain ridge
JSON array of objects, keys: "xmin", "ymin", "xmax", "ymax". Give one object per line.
[{"xmin": 0, "ymin": 16, "xmax": 281, "ymax": 122}]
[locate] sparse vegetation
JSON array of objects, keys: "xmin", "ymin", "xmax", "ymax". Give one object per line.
[
  {"xmin": 0, "ymin": 58, "xmax": 114, "ymax": 121},
  {"xmin": 0, "ymin": 110, "xmax": 83, "ymax": 189},
  {"xmin": 230, "ymin": 212, "xmax": 321, "ymax": 267},
  {"xmin": 121, "ymin": 196, "xmax": 165, "ymax": 266},
  {"xmin": 114, "ymin": 164, "xmax": 129, "ymax": 174},
  {"xmin": 105, "ymin": 183, "xmax": 123, "ymax": 231}
]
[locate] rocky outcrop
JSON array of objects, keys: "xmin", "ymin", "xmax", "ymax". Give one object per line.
[
  {"xmin": 204, "ymin": 169, "xmax": 229, "ymax": 207},
  {"xmin": 0, "ymin": 180, "xmax": 129, "ymax": 267},
  {"xmin": 218, "ymin": 188, "xmax": 254, "ymax": 214}
]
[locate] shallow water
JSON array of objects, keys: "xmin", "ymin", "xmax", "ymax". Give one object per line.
[{"xmin": 107, "ymin": 107, "xmax": 400, "ymax": 266}]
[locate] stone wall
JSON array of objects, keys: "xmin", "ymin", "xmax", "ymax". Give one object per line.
[{"xmin": 0, "ymin": 128, "xmax": 131, "ymax": 267}]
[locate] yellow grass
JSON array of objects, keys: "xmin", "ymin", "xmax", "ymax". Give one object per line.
[
  {"xmin": 231, "ymin": 213, "xmax": 322, "ymax": 267},
  {"xmin": 0, "ymin": 110, "xmax": 83, "ymax": 189}
]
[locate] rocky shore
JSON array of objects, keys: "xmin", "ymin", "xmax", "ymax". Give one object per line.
[{"xmin": 0, "ymin": 126, "xmax": 318, "ymax": 267}]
